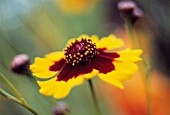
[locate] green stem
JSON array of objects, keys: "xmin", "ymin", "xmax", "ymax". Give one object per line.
[
  {"xmin": 0, "ymin": 88, "xmax": 38, "ymax": 115},
  {"xmin": 125, "ymin": 18, "xmax": 133, "ymax": 47},
  {"xmin": 124, "ymin": 18, "xmax": 152, "ymax": 115},
  {"xmin": 0, "ymin": 73, "xmax": 38, "ymax": 115},
  {"xmin": 0, "ymin": 88, "xmax": 21, "ymax": 104},
  {"xmin": 124, "ymin": 18, "xmax": 140, "ymax": 48},
  {"xmin": 0, "ymin": 73, "xmax": 22, "ymax": 99},
  {"xmin": 88, "ymin": 79, "xmax": 101, "ymax": 115}
]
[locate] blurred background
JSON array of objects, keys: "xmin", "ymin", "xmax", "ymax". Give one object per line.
[{"xmin": 1, "ymin": 0, "xmax": 170, "ymax": 115}]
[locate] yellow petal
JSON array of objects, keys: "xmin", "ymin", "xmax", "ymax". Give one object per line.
[
  {"xmin": 66, "ymin": 34, "xmax": 90, "ymax": 46},
  {"xmin": 111, "ymin": 72, "xmax": 132, "ymax": 82},
  {"xmin": 30, "ymin": 51, "xmax": 64, "ymax": 79},
  {"xmin": 102, "ymin": 71, "xmax": 132, "ymax": 82},
  {"xmin": 96, "ymin": 34, "xmax": 124, "ymax": 50},
  {"xmin": 45, "ymin": 51, "xmax": 64, "ymax": 61},
  {"xmin": 66, "ymin": 34, "xmax": 99, "ymax": 47},
  {"xmin": 37, "ymin": 77, "xmax": 84, "ymax": 99},
  {"xmin": 82, "ymin": 69, "xmax": 98, "ymax": 79},
  {"xmin": 114, "ymin": 61, "xmax": 138, "ymax": 75},
  {"xmin": 77, "ymin": 34, "xmax": 99, "ymax": 44},
  {"xmin": 116, "ymin": 49, "xmax": 142, "ymax": 62},
  {"xmin": 98, "ymin": 60, "xmax": 139, "ymax": 88},
  {"xmin": 90, "ymin": 35, "xmax": 99, "ymax": 43},
  {"xmin": 30, "ymin": 57, "xmax": 57, "ymax": 78},
  {"xmin": 98, "ymin": 73, "xmax": 124, "ymax": 89},
  {"xmin": 97, "ymin": 48, "xmax": 141, "ymax": 88},
  {"xmin": 78, "ymin": 34, "xmax": 91, "ymax": 40}
]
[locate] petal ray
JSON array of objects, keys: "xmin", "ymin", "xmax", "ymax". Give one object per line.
[
  {"xmin": 57, "ymin": 62, "xmax": 94, "ymax": 81},
  {"xmin": 99, "ymin": 74, "xmax": 124, "ymax": 89},
  {"xmin": 45, "ymin": 51, "xmax": 64, "ymax": 61},
  {"xmin": 96, "ymin": 34, "xmax": 124, "ymax": 50},
  {"xmin": 114, "ymin": 61, "xmax": 138, "ymax": 74},
  {"xmin": 37, "ymin": 77, "xmax": 84, "ymax": 99},
  {"xmin": 91, "ymin": 55, "xmax": 115, "ymax": 74},
  {"xmin": 98, "ymin": 60, "xmax": 139, "ymax": 88},
  {"xmin": 49, "ymin": 59, "xmax": 65, "ymax": 71},
  {"xmin": 116, "ymin": 49, "xmax": 143, "ymax": 62},
  {"xmin": 30, "ymin": 51, "xmax": 64, "ymax": 79},
  {"xmin": 30, "ymin": 57, "xmax": 57, "ymax": 78}
]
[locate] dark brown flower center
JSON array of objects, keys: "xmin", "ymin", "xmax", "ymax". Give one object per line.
[{"xmin": 64, "ymin": 38, "xmax": 99, "ymax": 66}]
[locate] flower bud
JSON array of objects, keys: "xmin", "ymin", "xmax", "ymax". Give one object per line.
[
  {"xmin": 118, "ymin": 0, "xmax": 137, "ymax": 15},
  {"xmin": 52, "ymin": 106, "xmax": 65, "ymax": 115},
  {"xmin": 11, "ymin": 54, "xmax": 30, "ymax": 75},
  {"xmin": 133, "ymin": 7, "xmax": 143, "ymax": 19},
  {"xmin": 58, "ymin": 101, "xmax": 70, "ymax": 112},
  {"xmin": 52, "ymin": 101, "xmax": 70, "ymax": 115},
  {"xmin": 118, "ymin": 0, "xmax": 143, "ymax": 24}
]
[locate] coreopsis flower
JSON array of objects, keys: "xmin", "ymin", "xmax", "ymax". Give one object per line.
[{"xmin": 30, "ymin": 34, "xmax": 142, "ymax": 99}]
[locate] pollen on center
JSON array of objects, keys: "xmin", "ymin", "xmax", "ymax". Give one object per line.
[{"xmin": 64, "ymin": 38, "xmax": 99, "ymax": 66}]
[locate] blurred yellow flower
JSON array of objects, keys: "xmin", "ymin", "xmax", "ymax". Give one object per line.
[
  {"xmin": 55, "ymin": 0, "xmax": 96, "ymax": 14},
  {"xmin": 30, "ymin": 34, "xmax": 142, "ymax": 99}
]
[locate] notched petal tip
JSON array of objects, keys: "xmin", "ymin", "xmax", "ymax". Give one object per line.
[
  {"xmin": 117, "ymin": 48, "xmax": 143, "ymax": 62},
  {"xmin": 37, "ymin": 78, "xmax": 71, "ymax": 99},
  {"xmin": 37, "ymin": 77, "xmax": 84, "ymax": 99}
]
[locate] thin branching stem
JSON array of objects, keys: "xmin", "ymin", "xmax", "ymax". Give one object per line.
[{"xmin": 0, "ymin": 73, "xmax": 38, "ymax": 115}]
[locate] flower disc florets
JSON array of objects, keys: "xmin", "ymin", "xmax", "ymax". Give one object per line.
[{"xmin": 64, "ymin": 38, "xmax": 99, "ymax": 66}]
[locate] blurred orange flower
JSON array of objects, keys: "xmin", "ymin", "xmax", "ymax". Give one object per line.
[
  {"xmin": 102, "ymin": 71, "xmax": 170, "ymax": 115},
  {"xmin": 55, "ymin": 0, "xmax": 96, "ymax": 14}
]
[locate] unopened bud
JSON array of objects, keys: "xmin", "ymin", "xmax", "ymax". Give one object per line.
[
  {"xmin": 118, "ymin": 1, "xmax": 137, "ymax": 14},
  {"xmin": 11, "ymin": 54, "xmax": 30, "ymax": 74},
  {"xmin": 52, "ymin": 101, "xmax": 70, "ymax": 115},
  {"xmin": 58, "ymin": 101, "xmax": 70, "ymax": 113},
  {"xmin": 118, "ymin": 0, "xmax": 143, "ymax": 24},
  {"xmin": 133, "ymin": 8, "xmax": 143, "ymax": 19},
  {"xmin": 52, "ymin": 107, "xmax": 65, "ymax": 115}
]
